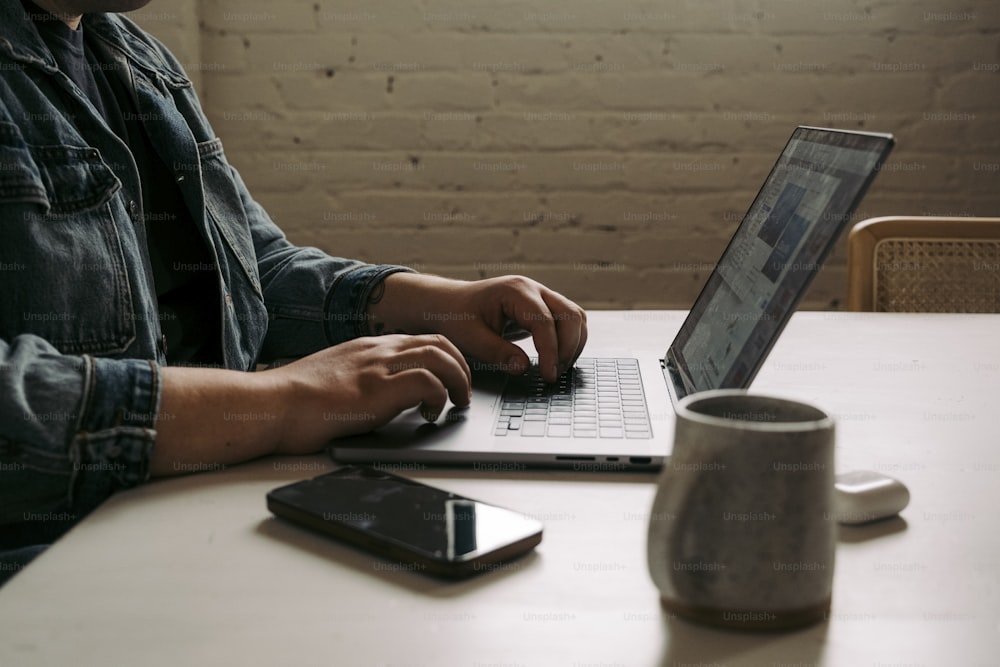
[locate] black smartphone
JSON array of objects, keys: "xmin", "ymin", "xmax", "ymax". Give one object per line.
[{"xmin": 266, "ymin": 465, "xmax": 543, "ymax": 578}]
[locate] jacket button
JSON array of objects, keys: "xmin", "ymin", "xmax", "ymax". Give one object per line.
[
  {"xmin": 159, "ymin": 334, "xmax": 168, "ymax": 357},
  {"xmin": 128, "ymin": 200, "xmax": 140, "ymax": 222}
]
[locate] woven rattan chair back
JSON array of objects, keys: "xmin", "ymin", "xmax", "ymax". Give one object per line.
[{"xmin": 846, "ymin": 217, "xmax": 1000, "ymax": 312}]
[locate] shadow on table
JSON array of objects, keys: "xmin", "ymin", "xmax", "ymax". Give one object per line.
[
  {"xmin": 838, "ymin": 516, "xmax": 908, "ymax": 543},
  {"xmin": 255, "ymin": 515, "xmax": 541, "ymax": 597},
  {"xmin": 657, "ymin": 611, "xmax": 828, "ymax": 666}
]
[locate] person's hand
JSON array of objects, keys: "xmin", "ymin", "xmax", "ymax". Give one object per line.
[
  {"xmin": 432, "ymin": 276, "xmax": 587, "ymax": 382},
  {"xmin": 265, "ymin": 334, "xmax": 471, "ymax": 453},
  {"xmin": 152, "ymin": 333, "xmax": 470, "ymax": 475},
  {"xmin": 369, "ymin": 274, "xmax": 587, "ymax": 383}
]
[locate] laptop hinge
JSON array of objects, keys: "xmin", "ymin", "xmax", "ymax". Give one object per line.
[{"xmin": 661, "ymin": 356, "xmax": 689, "ymax": 405}]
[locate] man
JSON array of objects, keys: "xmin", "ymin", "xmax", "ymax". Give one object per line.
[{"xmin": 0, "ymin": 0, "xmax": 586, "ymax": 579}]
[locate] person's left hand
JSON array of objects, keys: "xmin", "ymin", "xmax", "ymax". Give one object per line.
[{"xmin": 370, "ymin": 274, "xmax": 587, "ymax": 383}]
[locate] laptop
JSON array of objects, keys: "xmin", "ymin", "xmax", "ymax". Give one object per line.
[{"xmin": 331, "ymin": 126, "xmax": 895, "ymax": 471}]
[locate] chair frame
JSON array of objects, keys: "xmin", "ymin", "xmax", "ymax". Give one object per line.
[{"xmin": 846, "ymin": 216, "xmax": 1000, "ymax": 312}]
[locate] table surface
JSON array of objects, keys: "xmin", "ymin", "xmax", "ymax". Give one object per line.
[{"xmin": 1, "ymin": 311, "xmax": 997, "ymax": 667}]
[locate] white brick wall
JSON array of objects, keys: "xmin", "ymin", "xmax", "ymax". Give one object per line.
[{"xmin": 134, "ymin": 0, "xmax": 1000, "ymax": 309}]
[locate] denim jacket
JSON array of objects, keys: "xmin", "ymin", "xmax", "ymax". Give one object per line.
[{"xmin": 0, "ymin": 4, "xmax": 409, "ymax": 540}]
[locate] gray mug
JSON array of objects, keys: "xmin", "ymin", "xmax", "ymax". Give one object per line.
[{"xmin": 647, "ymin": 390, "xmax": 836, "ymax": 631}]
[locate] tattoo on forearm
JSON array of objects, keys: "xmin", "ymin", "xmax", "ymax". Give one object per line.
[
  {"xmin": 368, "ymin": 280, "xmax": 386, "ymax": 305},
  {"xmin": 366, "ymin": 281, "xmax": 404, "ymax": 336}
]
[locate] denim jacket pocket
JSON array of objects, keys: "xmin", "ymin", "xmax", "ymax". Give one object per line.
[{"xmin": 0, "ymin": 123, "xmax": 137, "ymax": 354}]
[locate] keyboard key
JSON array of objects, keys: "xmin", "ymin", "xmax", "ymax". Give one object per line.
[
  {"xmin": 521, "ymin": 422, "xmax": 546, "ymax": 437},
  {"xmin": 599, "ymin": 427, "xmax": 625, "ymax": 439},
  {"xmin": 547, "ymin": 425, "xmax": 572, "ymax": 437}
]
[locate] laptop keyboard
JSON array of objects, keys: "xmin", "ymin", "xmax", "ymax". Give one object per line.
[{"xmin": 493, "ymin": 358, "xmax": 652, "ymax": 439}]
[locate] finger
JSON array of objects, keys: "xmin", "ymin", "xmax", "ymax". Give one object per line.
[
  {"xmin": 385, "ymin": 333, "xmax": 472, "ymax": 387},
  {"xmin": 503, "ymin": 290, "xmax": 560, "ymax": 382},
  {"xmin": 389, "ymin": 368, "xmax": 450, "ymax": 422},
  {"xmin": 389, "ymin": 341, "xmax": 471, "ymax": 408},
  {"xmin": 423, "ymin": 333, "xmax": 472, "ymax": 388},
  {"xmin": 463, "ymin": 333, "xmax": 530, "ymax": 377},
  {"xmin": 570, "ymin": 306, "xmax": 588, "ymax": 365},
  {"xmin": 540, "ymin": 289, "xmax": 587, "ymax": 373}
]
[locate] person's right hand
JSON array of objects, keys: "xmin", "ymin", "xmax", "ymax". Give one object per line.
[{"xmin": 265, "ymin": 334, "xmax": 471, "ymax": 453}]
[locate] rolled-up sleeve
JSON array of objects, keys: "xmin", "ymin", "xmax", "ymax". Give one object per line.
[{"xmin": 0, "ymin": 334, "xmax": 159, "ymax": 538}]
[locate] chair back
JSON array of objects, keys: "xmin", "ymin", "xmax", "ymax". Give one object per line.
[{"xmin": 846, "ymin": 216, "xmax": 1000, "ymax": 312}]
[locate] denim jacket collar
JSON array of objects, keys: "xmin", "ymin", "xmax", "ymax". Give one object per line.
[
  {"xmin": 0, "ymin": 2, "xmax": 188, "ymax": 87},
  {"xmin": 0, "ymin": 1, "xmax": 59, "ymax": 72}
]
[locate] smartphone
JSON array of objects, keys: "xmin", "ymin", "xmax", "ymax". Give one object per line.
[{"xmin": 266, "ymin": 465, "xmax": 543, "ymax": 578}]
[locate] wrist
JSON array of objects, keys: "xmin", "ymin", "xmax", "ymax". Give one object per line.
[
  {"xmin": 152, "ymin": 367, "xmax": 286, "ymax": 476},
  {"xmin": 247, "ymin": 368, "xmax": 290, "ymax": 454},
  {"xmin": 366, "ymin": 273, "xmax": 464, "ymax": 336}
]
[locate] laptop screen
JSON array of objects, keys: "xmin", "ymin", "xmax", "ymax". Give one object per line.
[{"xmin": 667, "ymin": 126, "xmax": 894, "ymax": 395}]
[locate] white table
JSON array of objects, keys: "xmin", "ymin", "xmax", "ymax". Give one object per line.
[{"xmin": 1, "ymin": 311, "xmax": 997, "ymax": 666}]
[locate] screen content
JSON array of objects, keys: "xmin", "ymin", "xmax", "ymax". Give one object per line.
[
  {"xmin": 671, "ymin": 128, "xmax": 892, "ymax": 393},
  {"xmin": 279, "ymin": 467, "xmax": 541, "ymax": 561}
]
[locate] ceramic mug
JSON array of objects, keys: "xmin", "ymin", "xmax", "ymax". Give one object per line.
[{"xmin": 647, "ymin": 390, "xmax": 836, "ymax": 631}]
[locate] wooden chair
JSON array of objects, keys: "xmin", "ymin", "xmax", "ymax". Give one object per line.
[{"xmin": 846, "ymin": 216, "xmax": 1000, "ymax": 312}]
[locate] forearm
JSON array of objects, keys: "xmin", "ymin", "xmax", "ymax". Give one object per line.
[
  {"xmin": 366, "ymin": 272, "xmax": 467, "ymax": 336},
  {"xmin": 151, "ymin": 367, "xmax": 286, "ymax": 477}
]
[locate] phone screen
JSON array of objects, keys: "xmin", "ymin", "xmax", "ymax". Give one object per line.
[{"xmin": 267, "ymin": 466, "xmax": 543, "ymax": 575}]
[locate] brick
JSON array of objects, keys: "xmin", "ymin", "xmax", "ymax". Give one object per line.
[
  {"xmin": 314, "ymin": 0, "xmax": 425, "ymax": 32},
  {"xmin": 203, "ymin": 74, "xmax": 285, "ymax": 111},
  {"xmin": 298, "ymin": 228, "xmax": 522, "ymax": 266},
  {"xmin": 240, "ymin": 34, "xmax": 353, "ymax": 73},
  {"xmin": 201, "ymin": 0, "xmax": 317, "ymax": 33},
  {"xmin": 331, "ymin": 191, "xmax": 542, "ymax": 228},
  {"xmin": 388, "ymin": 73, "xmax": 496, "ymax": 110},
  {"xmin": 938, "ymin": 73, "xmax": 1000, "ymax": 110}
]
